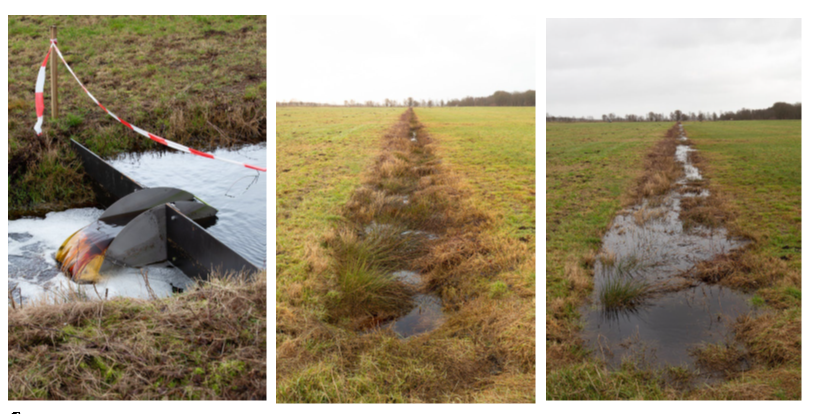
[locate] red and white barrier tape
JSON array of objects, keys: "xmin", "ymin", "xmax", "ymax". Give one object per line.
[
  {"xmin": 33, "ymin": 45, "xmax": 52, "ymax": 135},
  {"xmin": 33, "ymin": 42, "xmax": 266, "ymax": 172}
]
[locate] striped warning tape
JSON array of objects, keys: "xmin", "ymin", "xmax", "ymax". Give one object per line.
[
  {"xmin": 33, "ymin": 44, "xmax": 52, "ymax": 135},
  {"xmin": 33, "ymin": 41, "xmax": 266, "ymax": 172}
]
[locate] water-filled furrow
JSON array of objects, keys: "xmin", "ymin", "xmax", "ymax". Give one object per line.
[
  {"xmin": 366, "ymin": 126, "xmax": 445, "ymax": 338},
  {"xmin": 580, "ymin": 123, "xmax": 753, "ymax": 368}
]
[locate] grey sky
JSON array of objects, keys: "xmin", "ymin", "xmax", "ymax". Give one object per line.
[
  {"xmin": 276, "ymin": 16, "xmax": 535, "ymax": 105},
  {"xmin": 546, "ymin": 19, "xmax": 801, "ymax": 119}
]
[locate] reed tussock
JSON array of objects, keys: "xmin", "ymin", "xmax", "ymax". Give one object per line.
[{"xmin": 277, "ymin": 109, "xmax": 534, "ymax": 402}]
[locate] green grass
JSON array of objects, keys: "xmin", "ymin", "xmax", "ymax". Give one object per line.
[
  {"xmin": 599, "ymin": 277, "xmax": 649, "ymax": 310},
  {"xmin": 8, "ymin": 16, "xmax": 266, "ymax": 217},
  {"xmin": 547, "ymin": 120, "xmax": 801, "ymax": 400},
  {"xmin": 546, "ymin": 122, "xmax": 671, "ymax": 301},
  {"xmin": 277, "ymin": 107, "xmax": 535, "ymax": 402},
  {"xmin": 683, "ymin": 121, "xmax": 801, "ymax": 269},
  {"xmin": 275, "ymin": 107, "xmax": 403, "ymax": 289},
  {"xmin": 416, "ymin": 107, "xmax": 535, "ymax": 240}
]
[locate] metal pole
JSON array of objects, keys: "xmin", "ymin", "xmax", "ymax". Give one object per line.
[{"xmin": 50, "ymin": 26, "xmax": 59, "ymax": 119}]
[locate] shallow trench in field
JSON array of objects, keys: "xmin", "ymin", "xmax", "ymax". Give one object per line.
[
  {"xmin": 8, "ymin": 144, "xmax": 267, "ymax": 305},
  {"xmin": 363, "ymin": 127, "xmax": 446, "ymax": 338},
  {"xmin": 579, "ymin": 124, "xmax": 756, "ymax": 370}
]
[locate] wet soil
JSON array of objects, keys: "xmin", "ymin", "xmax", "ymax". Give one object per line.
[
  {"xmin": 363, "ymin": 124, "xmax": 446, "ymax": 338},
  {"xmin": 580, "ymin": 123, "xmax": 756, "ymax": 369}
]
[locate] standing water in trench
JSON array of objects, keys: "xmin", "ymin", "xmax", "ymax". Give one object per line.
[
  {"xmin": 8, "ymin": 144, "xmax": 267, "ymax": 305},
  {"xmin": 358, "ymin": 124, "xmax": 446, "ymax": 338},
  {"xmin": 580, "ymin": 125, "xmax": 753, "ymax": 368}
]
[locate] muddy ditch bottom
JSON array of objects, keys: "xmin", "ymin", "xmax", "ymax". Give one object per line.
[
  {"xmin": 359, "ymin": 125, "xmax": 446, "ymax": 338},
  {"xmin": 361, "ymin": 230, "xmax": 446, "ymax": 338},
  {"xmin": 387, "ymin": 269, "xmax": 445, "ymax": 337},
  {"xmin": 580, "ymin": 127, "xmax": 757, "ymax": 371}
]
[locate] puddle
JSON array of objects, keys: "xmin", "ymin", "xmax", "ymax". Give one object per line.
[
  {"xmin": 7, "ymin": 144, "xmax": 266, "ymax": 305},
  {"xmin": 580, "ymin": 126, "xmax": 752, "ymax": 369},
  {"xmin": 386, "ymin": 294, "xmax": 445, "ymax": 337},
  {"xmin": 583, "ymin": 284, "xmax": 753, "ymax": 367},
  {"xmin": 361, "ymin": 126, "xmax": 446, "ymax": 338}
]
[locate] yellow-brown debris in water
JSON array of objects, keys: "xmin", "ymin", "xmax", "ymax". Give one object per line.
[{"xmin": 55, "ymin": 226, "xmax": 111, "ymax": 284}]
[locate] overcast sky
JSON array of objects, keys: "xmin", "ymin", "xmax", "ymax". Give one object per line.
[
  {"xmin": 546, "ymin": 19, "xmax": 801, "ymax": 119},
  {"xmin": 276, "ymin": 16, "xmax": 535, "ymax": 105}
]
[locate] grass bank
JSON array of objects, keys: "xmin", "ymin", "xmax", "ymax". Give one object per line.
[
  {"xmin": 681, "ymin": 121, "xmax": 801, "ymax": 399},
  {"xmin": 545, "ymin": 120, "xmax": 801, "ymax": 399},
  {"xmin": 8, "ymin": 15, "xmax": 266, "ymax": 218},
  {"xmin": 276, "ymin": 107, "xmax": 534, "ymax": 402},
  {"xmin": 8, "ymin": 272, "xmax": 266, "ymax": 400}
]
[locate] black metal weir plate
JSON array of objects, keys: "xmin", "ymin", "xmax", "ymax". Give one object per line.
[{"xmin": 60, "ymin": 140, "xmax": 259, "ymax": 284}]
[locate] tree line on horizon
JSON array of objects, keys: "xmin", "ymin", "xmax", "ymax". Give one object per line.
[
  {"xmin": 546, "ymin": 102, "xmax": 802, "ymax": 123},
  {"xmin": 276, "ymin": 90, "xmax": 536, "ymax": 108}
]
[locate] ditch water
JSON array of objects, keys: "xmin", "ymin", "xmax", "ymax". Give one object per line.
[
  {"xmin": 8, "ymin": 144, "xmax": 267, "ymax": 305},
  {"xmin": 580, "ymin": 124, "xmax": 754, "ymax": 368},
  {"xmin": 363, "ymin": 227, "xmax": 445, "ymax": 338},
  {"xmin": 364, "ymin": 127, "xmax": 446, "ymax": 338}
]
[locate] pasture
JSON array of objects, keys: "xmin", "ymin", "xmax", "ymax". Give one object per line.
[
  {"xmin": 546, "ymin": 120, "xmax": 801, "ymax": 400},
  {"xmin": 8, "ymin": 15, "xmax": 266, "ymax": 217},
  {"xmin": 276, "ymin": 107, "xmax": 535, "ymax": 402}
]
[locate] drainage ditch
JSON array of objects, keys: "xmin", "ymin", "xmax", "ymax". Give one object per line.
[
  {"xmin": 580, "ymin": 123, "xmax": 755, "ymax": 371},
  {"xmin": 328, "ymin": 110, "xmax": 448, "ymax": 338}
]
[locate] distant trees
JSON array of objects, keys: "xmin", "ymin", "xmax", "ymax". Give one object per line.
[
  {"xmin": 544, "ymin": 102, "xmax": 802, "ymax": 123},
  {"xmin": 717, "ymin": 102, "xmax": 802, "ymax": 121},
  {"xmin": 445, "ymin": 90, "xmax": 535, "ymax": 107}
]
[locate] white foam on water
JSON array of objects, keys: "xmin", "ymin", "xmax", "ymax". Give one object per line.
[
  {"xmin": 8, "ymin": 207, "xmax": 192, "ymax": 305},
  {"xmin": 9, "ymin": 208, "xmax": 103, "ymax": 255}
]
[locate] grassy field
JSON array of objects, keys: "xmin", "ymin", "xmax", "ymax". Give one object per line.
[
  {"xmin": 546, "ymin": 120, "xmax": 801, "ymax": 400},
  {"xmin": 415, "ymin": 107, "xmax": 535, "ymax": 239},
  {"xmin": 8, "ymin": 15, "xmax": 266, "ymax": 217},
  {"xmin": 276, "ymin": 107, "xmax": 404, "ymax": 287},
  {"xmin": 276, "ymin": 107, "xmax": 535, "ymax": 402}
]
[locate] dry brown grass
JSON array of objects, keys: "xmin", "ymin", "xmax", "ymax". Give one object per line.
[
  {"xmin": 734, "ymin": 309, "xmax": 801, "ymax": 367},
  {"xmin": 626, "ymin": 124, "xmax": 683, "ymax": 205},
  {"xmin": 687, "ymin": 249, "xmax": 788, "ymax": 290},
  {"xmin": 277, "ymin": 109, "xmax": 534, "ymax": 402},
  {"xmin": 8, "ymin": 271, "xmax": 266, "ymax": 400}
]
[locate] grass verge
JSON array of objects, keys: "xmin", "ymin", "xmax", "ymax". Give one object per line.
[{"xmin": 8, "ymin": 271, "xmax": 266, "ymax": 400}]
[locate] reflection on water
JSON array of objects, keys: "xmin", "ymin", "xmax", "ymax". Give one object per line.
[
  {"xmin": 108, "ymin": 144, "xmax": 267, "ymax": 267},
  {"xmin": 388, "ymin": 294, "xmax": 445, "ymax": 337},
  {"xmin": 583, "ymin": 284, "xmax": 754, "ymax": 367},
  {"xmin": 7, "ymin": 144, "xmax": 267, "ymax": 304},
  {"xmin": 580, "ymin": 127, "xmax": 752, "ymax": 368}
]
